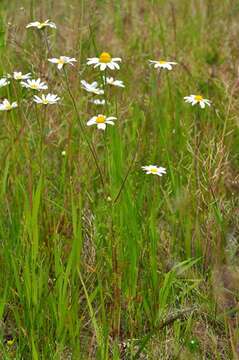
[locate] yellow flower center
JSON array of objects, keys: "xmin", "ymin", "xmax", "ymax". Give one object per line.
[
  {"xmin": 31, "ymin": 84, "xmax": 38, "ymax": 89},
  {"xmin": 195, "ymin": 95, "xmax": 203, "ymax": 102},
  {"xmin": 159, "ymin": 60, "xmax": 167, "ymax": 64},
  {"xmin": 58, "ymin": 58, "xmax": 65, "ymax": 65},
  {"xmin": 99, "ymin": 52, "xmax": 112, "ymax": 63},
  {"xmin": 150, "ymin": 167, "xmax": 158, "ymax": 173},
  {"xmin": 5, "ymin": 104, "xmax": 12, "ymax": 110},
  {"xmin": 96, "ymin": 115, "xmax": 106, "ymax": 123}
]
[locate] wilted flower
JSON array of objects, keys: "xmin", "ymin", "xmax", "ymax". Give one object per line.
[
  {"xmin": 87, "ymin": 114, "xmax": 116, "ymax": 130},
  {"xmin": 0, "ymin": 78, "xmax": 10, "ymax": 88},
  {"xmin": 21, "ymin": 78, "xmax": 48, "ymax": 91},
  {"xmin": 149, "ymin": 60, "xmax": 177, "ymax": 70},
  {"xmin": 33, "ymin": 93, "xmax": 60, "ymax": 105},
  {"xmin": 141, "ymin": 165, "xmax": 166, "ymax": 176},
  {"xmin": 26, "ymin": 19, "xmax": 56, "ymax": 29},
  {"xmin": 13, "ymin": 72, "xmax": 31, "ymax": 80},
  {"xmin": 104, "ymin": 76, "xmax": 125, "ymax": 88},
  {"xmin": 0, "ymin": 99, "xmax": 18, "ymax": 111},
  {"xmin": 81, "ymin": 80, "xmax": 104, "ymax": 95},
  {"xmin": 48, "ymin": 56, "xmax": 77, "ymax": 70},
  {"xmin": 87, "ymin": 52, "xmax": 121, "ymax": 71},
  {"xmin": 184, "ymin": 94, "xmax": 211, "ymax": 109}
]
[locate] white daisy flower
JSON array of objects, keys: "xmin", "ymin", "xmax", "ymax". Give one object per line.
[
  {"xmin": 87, "ymin": 114, "xmax": 116, "ymax": 131},
  {"xmin": 141, "ymin": 165, "xmax": 166, "ymax": 177},
  {"xmin": 184, "ymin": 94, "xmax": 211, "ymax": 109},
  {"xmin": 21, "ymin": 78, "xmax": 48, "ymax": 91},
  {"xmin": 0, "ymin": 78, "xmax": 10, "ymax": 87},
  {"xmin": 104, "ymin": 76, "xmax": 125, "ymax": 88},
  {"xmin": 26, "ymin": 19, "xmax": 56, "ymax": 29},
  {"xmin": 13, "ymin": 72, "xmax": 31, "ymax": 80},
  {"xmin": 87, "ymin": 52, "xmax": 122, "ymax": 71},
  {"xmin": 33, "ymin": 93, "xmax": 60, "ymax": 105},
  {"xmin": 48, "ymin": 56, "xmax": 77, "ymax": 70},
  {"xmin": 149, "ymin": 60, "xmax": 177, "ymax": 70},
  {"xmin": 90, "ymin": 99, "xmax": 106, "ymax": 105},
  {"xmin": 81, "ymin": 80, "xmax": 104, "ymax": 95},
  {"xmin": 0, "ymin": 99, "xmax": 18, "ymax": 111}
]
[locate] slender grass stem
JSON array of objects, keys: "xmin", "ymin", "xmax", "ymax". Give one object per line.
[{"xmin": 62, "ymin": 67, "xmax": 105, "ymax": 190}]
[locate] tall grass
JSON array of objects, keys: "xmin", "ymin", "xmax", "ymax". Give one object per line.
[{"xmin": 0, "ymin": 0, "xmax": 238, "ymax": 359}]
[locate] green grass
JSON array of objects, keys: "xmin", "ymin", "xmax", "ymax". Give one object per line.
[{"xmin": 0, "ymin": 0, "xmax": 238, "ymax": 358}]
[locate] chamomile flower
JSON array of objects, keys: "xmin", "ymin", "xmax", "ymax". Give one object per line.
[
  {"xmin": 0, "ymin": 99, "xmax": 18, "ymax": 111},
  {"xmin": 26, "ymin": 19, "xmax": 56, "ymax": 29},
  {"xmin": 81, "ymin": 80, "xmax": 104, "ymax": 95},
  {"xmin": 141, "ymin": 165, "xmax": 166, "ymax": 177},
  {"xmin": 87, "ymin": 114, "xmax": 117, "ymax": 131},
  {"xmin": 33, "ymin": 93, "xmax": 60, "ymax": 105},
  {"xmin": 21, "ymin": 78, "xmax": 48, "ymax": 91},
  {"xmin": 90, "ymin": 99, "xmax": 106, "ymax": 105},
  {"xmin": 48, "ymin": 56, "xmax": 77, "ymax": 70},
  {"xmin": 184, "ymin": 94, "xmax": 211, "ymax": 109},
  {"xmin": 0, "ymin": 78, "xmax": 10, "ymax": 87},
  {"xmin": 149, "ymin": 60, "xmax": 177, "ymax": 70},
  {"xmin": 104, "ymin": 76, "xmax": 125, "ymax": 88},
  {"xmin": 13, "ymin": 71, "xmax": 31, "ymax": 80},
  {"xmin": 87, "ymin": 52, "xmax": 122, "ymax": 71}
]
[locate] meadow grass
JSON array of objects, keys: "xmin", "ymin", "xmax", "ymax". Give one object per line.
[{"xmin": 0, "ymin": 0, "xmax": 238, "ymax": 359}]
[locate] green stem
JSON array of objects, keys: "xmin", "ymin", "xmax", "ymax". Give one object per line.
[{"xmin": 63, "ymin": 67, "xmax": 105, "ymax": 189}]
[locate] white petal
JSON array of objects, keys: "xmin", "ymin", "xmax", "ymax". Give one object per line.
[
  {"xmin": 87, "ymin": 58, "xmax": 99, "ymax": 64},
  {"xmin": 97, "ymin": 123, "xmax": 106, "ymax": 130},
  {"xmin": 94, "ymin": 63, "xmax": 101, "ymax": 69},
  {"xmin": 48, "ymin": 58, "xmax": 58, "ymax": 64},
  {"xmin": 165, "ymin": 64, "xmax": 172, "ymax": 70},
  {"xmin": 107, "ymin": 62, "xmax": 115, "ymax": 70},
  {"xmin": 100, "ymin": 63, "xmax": 107, "ymax": 71},
  {"xmin": 87, "ymin": 117, "xmax": 97, "ymax": 126},
  {"xmin": 112, "ymin": 62, "xmax": 120, "ymax": 69}
]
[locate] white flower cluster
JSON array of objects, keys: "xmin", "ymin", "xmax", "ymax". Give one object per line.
[{"xmin": 0, "ymin": 18, "xmax": 213, "ymax": 179}]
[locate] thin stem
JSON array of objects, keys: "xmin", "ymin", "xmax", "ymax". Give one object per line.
[
  {"xmin": 63, "ymin": 67, "xmax": 105, "ymax": 189},
  {"xmin": 43, "ymin": 28, "xmax": 51, "ymax": 57},
  {"xmin": 166, "ymin": 72, "xmax": 175, "ymax": 122},
  {"xmin": 194, "ymin": 108, "xmax": 200, "ymax": 189},
  {"xmin": 193, "ymin": 108, "xmax": 201, "ymax": 257},
  {"xmin": 104, "ymin": 69, "xmax": 109, "ymax": 116},
  {"xmin": 113, "ymin": 128, "xmax": 141, "ymax": 204}
]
